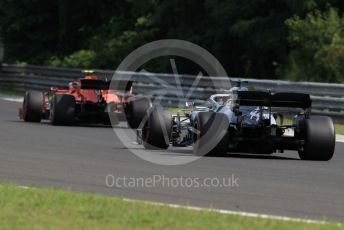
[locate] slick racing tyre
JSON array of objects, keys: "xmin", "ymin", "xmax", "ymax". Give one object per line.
[
  {"xmin": 50, "ymin": 94, "xmax": 76, "ymax": 125},
  {"xmin": 298, "ymin": 116, "xmax": 335, "ymax": 161},
  {"xmin": 23, "ymin": 91, "xmax": 43, "ymax": 122},
  {"xmin": 125, "ymin": 96, "xmax": 152, "ymax": 129},
  {"xmin": 142, "ymin": 107, "xmax": 172, "ymax": 150},
  {"xmin": 193, "ymin": 112, "xmax": 229, "ymax": 157}
]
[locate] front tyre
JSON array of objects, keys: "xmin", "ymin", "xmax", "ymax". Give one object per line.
[
  {"xmin": 193, "ymin": 112, "xmax": 229, "ymax": 157},
  {"xmin": 23, "ymin": 91, "xmax": 43, "ymax": 122},
  {"xmin": 299, "ymin": 116, "xmax": 335, "ymax": 161},
  {"xmin": 142, "ymin": 107, "xmax": 172, "ymax": 150}
]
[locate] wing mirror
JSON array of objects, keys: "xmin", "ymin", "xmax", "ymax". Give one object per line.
[{"xmin": 185, "ymin": 101, "xmax": 195, "ymax": 108}]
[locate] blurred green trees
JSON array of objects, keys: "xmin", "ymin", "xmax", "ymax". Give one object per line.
[
  {"xmin": 1, "ymin": 0, "xmax": 344, "ymax": 82},
  {"xmin": 280, "ymin": 8, "xmax": 344, "ymax": 82}
]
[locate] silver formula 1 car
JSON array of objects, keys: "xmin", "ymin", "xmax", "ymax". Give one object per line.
[{"xmin": 137, "ymin": 83, "xmax": 336, "ymax": 161}]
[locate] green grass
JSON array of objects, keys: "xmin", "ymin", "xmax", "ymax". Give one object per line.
[
  {"xmin": 0, "ymin": 183, "xmax": 341, "ymax": 230},
  {"xmin": 0, "ymin": 86, "xmax": 24, "ymax": 96},
  {"xmin": 335, "ymin": 123, "xmax": 344, "ymax": 136}
]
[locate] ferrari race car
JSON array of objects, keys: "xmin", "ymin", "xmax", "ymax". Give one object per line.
[
  {"xmin": 137, "ymin": 84, "xmax": 336, "ymax": 161},
  {"xmin": 19, "ymin": 71, "xmax": 151, "ymax": 127}
]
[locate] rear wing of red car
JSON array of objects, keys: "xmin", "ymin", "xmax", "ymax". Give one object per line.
[
  {"xmin": 80, "ymin": 79, "xmax": 133, "ymax": 92},
  {"xmin": 234, "ymin": 91, "xmax": 312, "ymax": 109}
]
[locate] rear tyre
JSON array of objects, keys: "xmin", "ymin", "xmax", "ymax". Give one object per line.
[
  {"xmin": 298, "ymin": 116, "xmax": 335, "ymax": 161},
  {"xmin": 125, "ymin": 96, "xmax": 152, "ymax": 129},
  {"xmin": 50, "ymin": 94, "xmax": 76, "ymax": 125},
  {"xmin": 142, "ymin": 107, "xmax": 172, "ymax": 150},
  {"xmin": 23, "ymin": 91, "xmax": 43, "ymax": 122},
  {"xmin": 193, "ymin": 112, "xmax": 229, "ymax": 157}
]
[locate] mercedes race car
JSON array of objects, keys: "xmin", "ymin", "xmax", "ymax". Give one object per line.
[
  {"xmin": 19, "ymin": 71, "xmax": 151, "ymax": 128},
  {"xmin": 137, "ymin": 85, "xmax": 336, "ymax": 161}
]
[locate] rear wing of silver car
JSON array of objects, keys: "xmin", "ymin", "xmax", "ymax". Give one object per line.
[{"xmin": 234, "ymin": 91, "xmax": 312, "ymax": 109}]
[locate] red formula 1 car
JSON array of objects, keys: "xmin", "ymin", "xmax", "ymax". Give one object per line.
[{"xmin": 19, "ymin": 71, "xmax": 152, "ymax": 127}]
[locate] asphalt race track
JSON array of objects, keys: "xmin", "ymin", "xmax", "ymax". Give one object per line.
[{"xmin": 0, "ymin": 98, "xmax": 343, "ymax": 221}]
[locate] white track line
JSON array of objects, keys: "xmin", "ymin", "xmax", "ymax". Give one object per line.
[
  {"xmin": 122, "ymin": 198, "xmax": 333, "ymax": 225},
  {"xmin": 14, "ymin": 184, "xmax": 332, "ymax": 225},
  {"xmin": 17, "ymin": 185, "xmax": 30, "ymax": 190},
  {"xmin": 0, "ymin": 96, "xmax": 23, "ymax": 103},
  {"xmin": 336, "ymin": 135, "xmax": 344, "ymax": 143}
]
